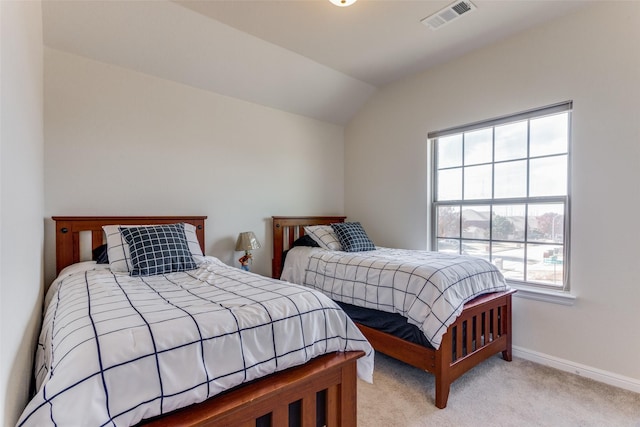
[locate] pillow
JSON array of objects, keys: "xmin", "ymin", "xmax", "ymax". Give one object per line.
[
  {"xmin": 292, "ymin": 234, "xmax": 320, "ymax": 248},
  {"xmin": 92, "ymin": 244, "xmax": 109, "ymax": 264},
  {"xmin": 331, "ymin": 222, "xmax": 376, "ymax": 252},
  {"xmin": 304, "ymin": 225, "xmax": 342, "ymax": 251},
  {"xmin": 120, "ymin": 223, "xmax": 197, "ymax": 276},
  {"xmin": 103, "ymin": 222, "xmax": 204, "ymax": 273}
]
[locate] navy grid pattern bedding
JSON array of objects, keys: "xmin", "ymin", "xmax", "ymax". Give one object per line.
[
  {"xmin": 18, "ymin": 257, "xmax": 373, "ymax": 427},
  {"xmin": 282, "ymin": 247, "xmax": 508, "ymax": 350}
]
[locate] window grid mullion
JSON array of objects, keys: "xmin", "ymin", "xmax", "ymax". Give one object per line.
[
  {"xmin": 524, "ymin": 118, "xmax": 531, "ymax": 282},
  {"xmin": 435, "ymin": 195, "xmax": 566, "ymax": 206},
  {"xmin": 461, "ymin": 133, "xmax": 466, "ymax": 202},
  {"xmin": 489, "ymin": 127, "xmax": 496, "ymax": 261}
]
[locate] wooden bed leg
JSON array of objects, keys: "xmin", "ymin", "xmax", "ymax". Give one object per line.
[
  {"xmin": 434, "ymin": 331, "xmax": 453, "ymax": 409},
  {"xmin": 501, "ymin": 293, "xmax": 514, "ymax": 362},
  {"xmin": 501, "ymin": 343, "xmax": 513, "ymax": 362},
  {"xmin": 434, "ymin": 376, "xmax": 451, "ymax": 410}
]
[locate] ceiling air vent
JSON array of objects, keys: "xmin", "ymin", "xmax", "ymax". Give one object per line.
[{"xmin": 421, "ymin": 0, "xmax": 476, "ymax": 31}]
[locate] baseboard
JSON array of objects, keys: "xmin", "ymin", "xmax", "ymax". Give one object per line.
[{"xmin": 512, "ymin": 345, "xmax": 640, "ymax": 394}]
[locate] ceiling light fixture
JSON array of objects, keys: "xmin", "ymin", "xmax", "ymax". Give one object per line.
[{"xmin": 329, "ymin": 0, "xmax": 357, "ymax": 7}]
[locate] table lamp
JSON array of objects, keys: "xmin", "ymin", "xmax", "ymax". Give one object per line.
[{"xmin": 235, "ymin": 231, "xmax": 261, "ymax": 271}]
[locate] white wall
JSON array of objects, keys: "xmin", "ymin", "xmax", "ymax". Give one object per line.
[
  {"xmin": 0, "ymin": 1, "xmax": 45, "ymax": 425},
  {"xmin": 44, "ymin": 49, "xmax": 345, "ymax": 284},
  {"xmin": 345, "ymin": 2, "xmax": 640, "ymax": 385}
]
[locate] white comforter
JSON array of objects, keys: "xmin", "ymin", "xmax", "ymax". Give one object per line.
[
  {"xmin": 18, "ymin": 257, "xmax": 373, "ymax": 427},
  {"xmin": 281, "ymin": 247, "xmax": 509, "ymax": 350}
]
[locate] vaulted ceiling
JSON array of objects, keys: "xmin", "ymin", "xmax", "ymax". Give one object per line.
[{"xmin": 42, "ymin": 1, "xmax": 587, "ymax": 125}]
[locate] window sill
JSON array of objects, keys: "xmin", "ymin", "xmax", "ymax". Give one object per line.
[{"xmin": 510, "ymin": 284, "xmax": 576, "ymax": 306}]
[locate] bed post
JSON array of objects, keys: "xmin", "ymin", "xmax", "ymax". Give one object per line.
[
  {"xmin": 54, "ymin": 218, "xmax": 76, "ymax": 275},
  {"xmin": 339, "ymin": 355, "xmax": 358, "ymax": 425},
  {"xmin": 502, "ymin": 292, "xmax": 514, "ymax": 361},
  {"xmin": 434, "ymin": 330, "xmax": 453, "ymax": 409},
  {"xmin": 272, "ymin": 219, "xmax": 285, "ymax": 279}
]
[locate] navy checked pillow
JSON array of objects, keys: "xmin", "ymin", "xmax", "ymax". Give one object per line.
[
  {"xmin": 331, "ymin": 222, "xmax": 375, "ymax": 252},
  {"xmin": 103, "ymin": 223, "xmax": 204, "ymax": 273},
  {"xmin": 120, "ymin": 224, "xmax": 198, "ymax": 276}
]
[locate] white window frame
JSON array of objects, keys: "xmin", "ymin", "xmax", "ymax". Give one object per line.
[{"xmin": 429, "ymin": 101, "xmax": 572, "ymax": 294}]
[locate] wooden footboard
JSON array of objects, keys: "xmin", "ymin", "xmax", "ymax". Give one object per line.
[
  {"xmin": 353, "ymin": 290, "xmax": 514, "ymax": 409},
  {"xmin": 432, "ymin": 289, "xmax": 515, "ymax": 408},
  {"xmin": 140, "ymin": 351, "xmax": 363, "ymax": 427}
]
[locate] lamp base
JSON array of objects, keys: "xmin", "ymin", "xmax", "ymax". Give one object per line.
[{"xmin": 239, "ymin": 251, "xmax": 252, "ymax": 271}]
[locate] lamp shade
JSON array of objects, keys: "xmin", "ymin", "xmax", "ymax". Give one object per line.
[
  {"xmin": 329, "ymin": 0, "xmax": 357, "ymax": 6},
  {"xmin": 235, "ymin": 232, "xmax": 261, "ymax": 252}
]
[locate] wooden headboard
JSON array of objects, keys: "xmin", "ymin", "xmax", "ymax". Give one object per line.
[
  {"xmin": 52, "ymin": 216, "xmax": 207, "ymax": 275},
  {"xmin": 271, "ymin": 216, "xmax": 346, "ymax": 279}
]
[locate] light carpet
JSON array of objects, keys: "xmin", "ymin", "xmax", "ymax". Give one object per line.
[{"xmin": 357, "ymin": 353, "xmax": 640, "ymax": 426}]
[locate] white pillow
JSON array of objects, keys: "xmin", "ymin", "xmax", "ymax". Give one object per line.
[
  {"xmin": 304, "ymin": 225, "xmax": 343, "ymax": 251},
  {"xmin": 103, "ymin": 222, "xmax": 204, "ymax": 273}
]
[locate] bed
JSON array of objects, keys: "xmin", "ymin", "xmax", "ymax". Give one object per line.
[
  {"xmin": 18, "ymin": 216, "xmax": 373, "ymax": 427},
  {"xmin": 272, "ymin": 216, "xmax": 515, "ymax": 409}
]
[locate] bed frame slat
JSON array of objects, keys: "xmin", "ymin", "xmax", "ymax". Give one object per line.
[
  {"xmin": 301, "ymin": 391, "xmax": 316, "ymax": 426},
  {"xmin": 92, "ymin": 230, "xmax": 104, "ymax": 248}
]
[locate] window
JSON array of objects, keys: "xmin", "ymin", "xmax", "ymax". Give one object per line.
[{"xmin": 429, "ymin": 102, "xmax": 571, "ymax": 290}]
